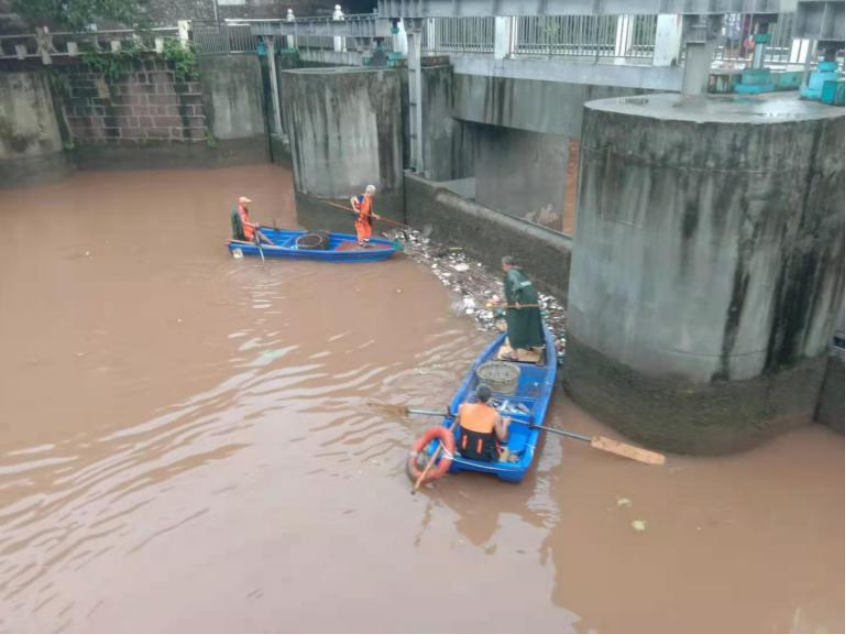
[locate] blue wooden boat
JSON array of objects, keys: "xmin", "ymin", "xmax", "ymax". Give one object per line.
[
  {"xmin": 227, "ymin": 228, "xmax": 397, "ymax": 263},
  {"xmin": 426, "ymin": 326, "xmax": 557, "ymax": 483}
]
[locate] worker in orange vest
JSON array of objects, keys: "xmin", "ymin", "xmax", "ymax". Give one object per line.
[
  {"xmin": 456, "ymin": 384, "xmax": 510, "ymax": 462},
  {"xmin": 231, "ymin": 196, "xmax": 273, "ymax": 244},
  {"xmin": 349, "ymin": 184, "xmax": 381, "ymax": 246}
]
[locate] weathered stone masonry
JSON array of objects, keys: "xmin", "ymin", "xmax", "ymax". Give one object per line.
[{"xmin": 62, "ymin": 59, "xmax": 208, "ymax": 146}]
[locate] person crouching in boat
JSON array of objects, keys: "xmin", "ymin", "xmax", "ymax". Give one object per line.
[
  {"xmin": 457, "ymin": 384, "xmax": 510, "ymax": 462},
  {"xmin": 349, "ymin": 184, "xmax": 381, "ymax": 246},
  {"xmin": 231, "ymin": 196, "xmax": 273, "ymax": 245}
]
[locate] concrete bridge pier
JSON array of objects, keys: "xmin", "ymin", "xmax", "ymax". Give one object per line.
[
  {"xmin": 564, "ymin": 93, "xmax": 844, "ymax": 454},
  {"xmin": 280, "ymin": 67, "xmax": 405, "ymax": 232}
]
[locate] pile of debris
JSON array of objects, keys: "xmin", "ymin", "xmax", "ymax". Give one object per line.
[{"xmin": 387, "ymin": 228, "xmax": 568, "ymax": 362}]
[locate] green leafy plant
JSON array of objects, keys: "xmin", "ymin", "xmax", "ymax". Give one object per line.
[
  {"xmin": 162, "ymin": 38, "xmax": 198, "ymax": 82},
  {"xmin": 80, "ymin": 40, "xmax": 144, "ymax": 82}
]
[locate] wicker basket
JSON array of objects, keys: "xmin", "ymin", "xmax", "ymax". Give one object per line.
[{"xmin": 476, "ymin": 360, "xmax": 520, "ymax": 395}]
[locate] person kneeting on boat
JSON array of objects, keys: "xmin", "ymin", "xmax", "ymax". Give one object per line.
[
  {"xmin": 350, "ymin": 185, "xmax": 381, "ymax": 246},
  {"xmin": 499, "ymin": 256, "xmax": 545, "ymax": 360},
  {"xmin": 231, "ymin": 196, "xmax": 273, "ymax": 245},
  {"xmin": 456, "ymin": 384, "xmax": 510, "ymax": 462}
]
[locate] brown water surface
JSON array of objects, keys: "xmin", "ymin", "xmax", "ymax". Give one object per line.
[{"xmin": 0, "ymin": 166, "xmax": 842, "ymax": 633}]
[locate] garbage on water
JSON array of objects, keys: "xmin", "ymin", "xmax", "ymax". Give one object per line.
[
  {"xmin": 232, "ymin": 248, "xmax": 244, "ymax": 259},
  {"xmin": 631, "ymin": 519, "xmax": 648, "ymax": 532},
  {"xmin": 386, "ymin": 228, "xmax": 568, "ymax": 361},
  {"xmin": 617, "ymin": 497, "xmax": 633, "ymax": 508}
]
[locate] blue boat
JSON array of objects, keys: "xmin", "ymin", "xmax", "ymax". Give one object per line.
[
  {"xmin": 227, "ymin": 228, "xmax": 397, "ymax": 263},
  {"xmin": 426, "ymin": 326, "xmax": 557, "ymax": 483}
]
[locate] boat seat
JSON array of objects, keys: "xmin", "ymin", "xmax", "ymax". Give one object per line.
[{"xmin": 504, "ymin": 427, "xmax": 529, "ymax": 455}]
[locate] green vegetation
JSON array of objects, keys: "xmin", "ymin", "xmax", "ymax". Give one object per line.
[
  {"xmin": 11, "ymin": 0, "xmax": 147, "ymax": 31},
  {"xmin": 162, "ymin": 38, "xmax": 199, "ymax": 82},
  {"xmin": 80, "ymin": 40, "xmax": 144, "ymax": 82}
]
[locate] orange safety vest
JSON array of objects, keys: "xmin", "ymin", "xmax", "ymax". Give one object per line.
[
  {"xmin": 354, "ymin": 194, "xmax": 373, "ymax": 222},
  {"xmin": 458, "ymin": 403, "xmax": 501, "ymax": 461},
  {"xmin": 459, "ymin": 403, "xmax": 499, "ymax": 434},
  {"xmin": 239, "ymin": 205, "xmax": 255, "ymax": 240}
]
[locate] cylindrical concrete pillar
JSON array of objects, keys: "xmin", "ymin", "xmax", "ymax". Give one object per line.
[
  {"xmin": 0, "ymin": 71, "xmax": 72, "ymax": 187},
  {"xmin": 565, "ymin": 93, "xmax": 844, "ymax": 454},
  {"xmin": 280, "ymin": 67, "xmax": 404, "ymax": 230}
]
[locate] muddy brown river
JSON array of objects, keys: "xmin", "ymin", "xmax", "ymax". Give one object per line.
[{"xmin": 0, "ymin": 165, "xmax": 842, "ymax": 633}]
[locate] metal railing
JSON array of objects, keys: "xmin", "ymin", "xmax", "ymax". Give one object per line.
[
  {"xmin": 0, "ymin": 26, "xmax": 179, "ymax": 61},
  {"xmin": 192, "ymin": 22, "xmax": 259, "ymax": 54},
  {"xmin": 713, "ymin": 12, "xmax": 797, "ymax": 66},
  {"xmin": 422, "ymin": 14, "xmax": 657, "ymax": 59},
  {"xmin": 423, "ymin": 17, "xmax": 494, "ymax": 54},
  {"xmin": 516, "ymin": 15, "xmax": 617, "ymax": 57}
]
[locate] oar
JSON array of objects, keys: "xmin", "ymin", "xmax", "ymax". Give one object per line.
[
  {"xmin": 371, "ymin": 403, "xmax": 666, "ymax": 466},
  {"xmin": 528, "ymin": 425, "xmax": 665, "ymax": 465},
  {"xmin": 317, "ymin": 198, "xmax": 414, "ymax": 230},
  {"xmin": 254, "ymin": 234, "xmax": 266, "ymax": 263},
  {"xmin": 486, "ymin": 303, "xmax": 542, "ymax": 310}
]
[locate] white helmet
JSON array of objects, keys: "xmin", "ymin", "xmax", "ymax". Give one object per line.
[{"xmin": 365, "ymin": 184, "xmax": 376, "ymax": 194}]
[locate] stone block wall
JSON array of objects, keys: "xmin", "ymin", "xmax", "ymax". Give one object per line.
[{"xmin": 62, "ymin": 59, "xmax": 208, "ymax": 146}]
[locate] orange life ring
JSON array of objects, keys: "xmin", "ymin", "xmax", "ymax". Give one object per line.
[{"xmin": 406, "ymin": 426, "xmax": 455, "ymax": 484}]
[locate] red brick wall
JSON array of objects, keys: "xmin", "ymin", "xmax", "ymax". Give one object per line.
[{"xmin": 63, "ymin": 58, "xmax": 208, "ymax": 145}]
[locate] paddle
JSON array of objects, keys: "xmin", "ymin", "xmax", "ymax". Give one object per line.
[
  {"xmin": 254, "ymin": 233, "xmax": 266, "ymax": 263},
  {"xmin": 371, "ymin": 403, "xmax": 666, "ymax": 466},
  {"xmin": 317, "ymin": 198, "xmax": 414, "ymax": 230},
  {"xmin": 486, "ymin": 303, "xmax": 542, "ymax": 310}
]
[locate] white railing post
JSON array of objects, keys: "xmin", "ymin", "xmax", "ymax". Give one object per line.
[
  {"xmin": 265, "ymin": 36, "xmax": 283, "ymax": 136},
  {"xmin": 653, "ymin": 14, "xmax": 683, "ymax": 66},
  {"xmin": 494, "ymin": 16, "xmax": 516, "ymax": 60},
  {"xmin": 286, "ymin": 9, "xmax": 297, "ymax": 49},
  {"xmin": 614, "ymin": 15, "xmax": 633, "ymax": 63},
  {"xmin": 406, "ymin": 20, "xmax": 424, "ymax": 174},
  {"xmin": 178, "ymin": 20, "xmax": 191, "ymax": 50},
  {"xmin": 393, "ymin": 18, "xmax": 408, "ymax": 56},
  {"xmin": 35, "ymin": 26, "xmax": 53, "ymax": 65},
  {"xmin": 332, "ymin": 5, "xmax": 346, "ymax": 52}
]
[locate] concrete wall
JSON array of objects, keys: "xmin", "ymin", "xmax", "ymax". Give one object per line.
[
  {"xmin": 281, "ymin": 66, "xmax": 405, "ymax": 229},
  {"xmin": 56, "ymin": 55, "xmax": 268, "ymax": 170},
  {"xmin": 406, "ymin": 173, "xmax": 571, "ymax": 301},
  {"xmin": 564, "ymin": 93, "xmax": 845, "ymax": 454},
  {"xmin": 198, "ymin": 55, "xmax": 269, "ymax": 164},
  {"xmin": 64, "ymin": 59, "xmax": 207, "ymax": 145},
  {"xmin": 474, "ymin": 124, "xmax": 568, "ymax": 232},
  {"xmin": 815, "ymin": 354, "xmax": 844, "ymax": 433},
  {"xmin": 451, "ymin": 56, "xmax": 684, "ymax": 94},
  {"xmin": 421, "ymin": 64, "xmax": 475, "ymax": 182},
  {"xmin": 453, "ymin": 73, "xmax": 650, "ymax": 137},
  {"xmin": 0, "ymin": 71, "xmax": 71, "ymax": 187},
  {"xmin": 816, "ymin": 296, "xmax": 844, "ymax": 432}
]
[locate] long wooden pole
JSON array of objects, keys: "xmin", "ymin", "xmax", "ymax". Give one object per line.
[{"xmin": 317, "ymin": 198, "xmax": 414, "ymax": 230}]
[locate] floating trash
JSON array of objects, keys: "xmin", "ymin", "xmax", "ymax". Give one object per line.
[{"xmin": 385, "ymin": 228, "xmax": 568, "ymax": 353}]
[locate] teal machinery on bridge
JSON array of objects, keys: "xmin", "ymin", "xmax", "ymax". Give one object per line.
[{"xmin": 735, "ymin": 16, "xmax": 777, "ymax": 94}]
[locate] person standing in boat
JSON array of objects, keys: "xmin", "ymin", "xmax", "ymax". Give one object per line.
[
  {"xmin": 231, "ymin": 196, "xmax": 273, "ymax": 245},
  {"xmin": 456, "ymin": 384, "xmax": 510, "ymax": 462},
  {"xmin": 500, "ymin": 256, "xmax": 545, "ymax": 358},
  {"xmin": 349, "ymin": 184, "xmax": 381, "ymax": 246}
]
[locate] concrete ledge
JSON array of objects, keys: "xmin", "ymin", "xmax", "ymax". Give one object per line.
[
  {"xmin": 452, "ymin": 55, "xmax": 684, "ymax": 92},
  {"xmin": 295, "ymin": 188, "xmax": 406, "ymax": 233},
  {"xmin": 0, "ymin": 152, "xmax": 73, "ymax": 188},
  {"xmin": 73, "ymin": 137, "xmax": 270, "ymax": 171},
  {"xmin": 405, "ymin": 172, "xmax": 571, "ymax": 301},
  {"xmin": 453, "ymin": 73, "xmax": 653, "ymax": 136},
  {"xmin": 563, "ymin": 336, "xmax": 829, "ymax": 455},
  {"xmin": 815, "ymin": 355, "xmax": 844, "ymax": 433}
]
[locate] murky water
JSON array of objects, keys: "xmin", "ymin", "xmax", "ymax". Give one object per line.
[{"xmin": 0, "ymin": 165, "xmax": 842, "ymax": 633}]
